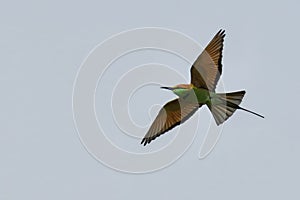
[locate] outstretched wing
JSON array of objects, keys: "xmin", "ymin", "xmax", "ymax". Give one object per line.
[
  {"xmin": 141, "ymin": 98, "xmax": 201, "ymax": 146},
  {"xmin": 190, "ymin": 29, "xmax": 225, "ymax": 91}
]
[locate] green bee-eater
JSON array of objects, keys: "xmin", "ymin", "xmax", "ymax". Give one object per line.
[{"xmin": 141, "ymin": 29, "xmax": 264, "ymax": 146}]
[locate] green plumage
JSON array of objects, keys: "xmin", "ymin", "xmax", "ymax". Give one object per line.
[{"xmin": 141, "ymin": 30, "xmax": 264, "ymax": 146}]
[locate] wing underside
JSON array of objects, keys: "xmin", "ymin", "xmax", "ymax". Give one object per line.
[
  {"xmin": 141, "ymin": 98, "xmax": 201, "ymax": 146},
  {"xmin": 190, "ymin": 29, "xmax": 225, "ymax": 91}
]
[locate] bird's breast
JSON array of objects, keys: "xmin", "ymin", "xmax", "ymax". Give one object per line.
[{"xmin": 192, "ymin": 88, "xmax": 210, "ymax": 104}]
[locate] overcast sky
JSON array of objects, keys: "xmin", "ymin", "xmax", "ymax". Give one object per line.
[{"xmin": 1, "ymin": 0, "xmax": 300, "ymax": 199}]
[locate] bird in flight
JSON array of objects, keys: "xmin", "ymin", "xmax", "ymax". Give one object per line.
[{"xmin": 141, "ymin": 29, "xmax": 264, "ymax": 146}]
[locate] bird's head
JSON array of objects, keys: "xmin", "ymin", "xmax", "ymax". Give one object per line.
[{"xmin": 160, "ymin": 84, "xmax": 193, "ymax": 97}]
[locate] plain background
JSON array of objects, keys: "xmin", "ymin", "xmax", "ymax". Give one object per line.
[{"xmin": 1, "ymin": 0, "xmax": 300, "ymax": 199}]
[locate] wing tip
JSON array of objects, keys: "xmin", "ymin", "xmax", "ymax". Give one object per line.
[
  {"xmin": 140, "ymin": 137, "xmax": 153, "ymax": 146},
  {"xmin": 218, "ymin": 29, "xmax": 226, "ymax": 36},
  {"xmin": 140, "ymin": 138, "xmax": 147, "ymax": 146}
]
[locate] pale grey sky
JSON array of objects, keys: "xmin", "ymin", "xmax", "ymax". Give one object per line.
[{"xmin": 1, "ymin": 0, "xmax": 299, "ymax": 199}]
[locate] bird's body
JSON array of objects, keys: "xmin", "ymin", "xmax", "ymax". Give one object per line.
[{"xmin": 141, "ymin": 30, "xmax": 264, "ymax": 146}]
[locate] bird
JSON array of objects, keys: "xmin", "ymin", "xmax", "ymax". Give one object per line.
[{"xmin": 141, "ymin": 29, "xmax": 264, "ymax": 146}]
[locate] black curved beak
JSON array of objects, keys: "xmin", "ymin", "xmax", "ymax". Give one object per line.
[{"xmin": 160, "ymin": 86, "xmax": 173, "ymax": 90}]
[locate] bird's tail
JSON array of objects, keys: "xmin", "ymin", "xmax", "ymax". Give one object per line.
[{"xmin": 208, "ymin": 91, "xmax": 264, "ymax": 125}]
